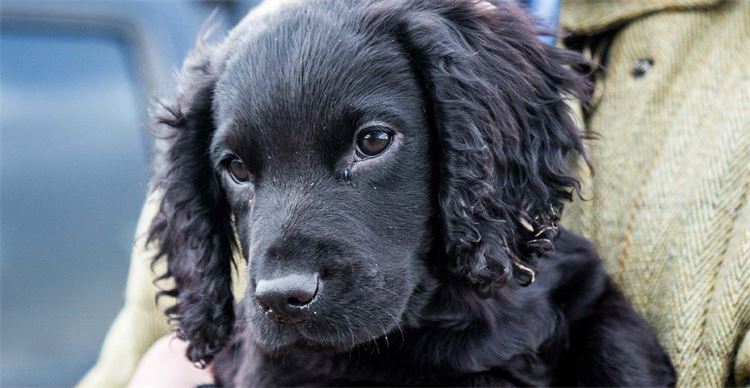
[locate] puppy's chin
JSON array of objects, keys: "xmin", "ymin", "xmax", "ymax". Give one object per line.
[
  {"xmin": 244, "ymin": 299, "xmax": 413, "ymax": 356},
  {"xmin": 254, "ymin": 337, "xmax": 349, "ymax": 356},
  {"xmin": 248, "ymin": 323, "xmax": 366, "ymax": 356}
]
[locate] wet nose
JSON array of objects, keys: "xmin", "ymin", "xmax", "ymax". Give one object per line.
[{"xmin": 255, "ymin": 272, "xmax": 319, "ymax": 324}]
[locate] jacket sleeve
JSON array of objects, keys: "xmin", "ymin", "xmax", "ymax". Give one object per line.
[
  {"xmin": 737, "ymin": 329, "xmax": 750, "ymax": 387},
  {"xmin": 77, "ymin": 191, "xmax": 172, "ymax": 388},
  {"xmin": 734, "ymin": 197, "xmax": 750, "ymax": 387}
]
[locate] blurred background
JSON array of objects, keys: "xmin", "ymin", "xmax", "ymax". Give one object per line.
[{"xmin": 0, "ymin": 1, "xmax": 258, "ymax": 385}]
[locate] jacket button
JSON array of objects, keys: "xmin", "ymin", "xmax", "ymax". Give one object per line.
[{"xmin": 632, "ymin": 58, "xmax": 654, "ymax": 77}]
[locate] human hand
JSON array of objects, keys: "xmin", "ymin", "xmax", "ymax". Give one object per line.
[{"xmin": 128, "ymin": 334, "xmax": 214, "ymax": 388}]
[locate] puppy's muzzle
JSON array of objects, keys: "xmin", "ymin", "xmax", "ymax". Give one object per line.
[{"xmin": 255, "ymin": 272, "xmax": 319, "ymax": 324}]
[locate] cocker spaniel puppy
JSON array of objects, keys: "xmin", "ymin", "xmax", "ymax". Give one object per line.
[{"xmin": 149, "ymin": 0, "xmax": 676, "ymax": 385}]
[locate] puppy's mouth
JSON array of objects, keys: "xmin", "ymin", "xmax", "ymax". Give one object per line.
[
  {"xmin": 271, "ymin": 338, "xmax": 348, "ymax": 354},
  {"xmin": 247, "ymin": 319, "xmax": 358, "ymax": 355},
  {"xmin": 244, "ymin": 298, "xmax": 410, "ymax": 355},
  {"xmin": 243, "ymin": 265, "xmax": 424, "ymax": 355}
]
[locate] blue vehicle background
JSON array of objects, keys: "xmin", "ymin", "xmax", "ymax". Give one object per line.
[{"xmin": 1, "ymin": 2, "xmax": 257, "ymax": 385}]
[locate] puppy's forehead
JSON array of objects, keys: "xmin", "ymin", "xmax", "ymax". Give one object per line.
[{"xmin": 213, "ymin": 0, "xmax": 419, "ymax": 158}]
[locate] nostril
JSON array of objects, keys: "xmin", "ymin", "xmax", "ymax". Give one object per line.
[
  {"xmin": 287, "ymin": 283, "xmax": 317, "ymax": 307},
  {"xmin": 255, "ymin": 273, "xmax": 319, "ymax": 322}
]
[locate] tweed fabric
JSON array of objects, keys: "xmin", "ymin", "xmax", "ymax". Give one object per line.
[
  {"xmin": 79, "ymin": 1, "xmax": 750, "ymax": 387},
  {"xmin": 561, "ymin": 1, "xmax": 750, "ymax": 386}
]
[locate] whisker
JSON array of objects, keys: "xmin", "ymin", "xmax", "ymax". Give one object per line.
[
  {"xmin": 373, "ymin": 286, "xmax": 400, "ymax": 298},
  {"xmin": 351, "ymin": 305, "xmax": 391, "ymax": 349},
  {"xmin": 372, "ymin": 305, "xmax": 406, "ymax": 342},
  {"xmin": 342, "ymin": 315, "xmax": 357, "ymax": 349}
]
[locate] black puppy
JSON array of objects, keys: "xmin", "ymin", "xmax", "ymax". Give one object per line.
[{"xmin": 149, "ymin": 0, "xmax": 676, "ymax": 385}]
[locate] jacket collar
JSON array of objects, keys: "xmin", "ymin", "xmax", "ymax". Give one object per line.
[{"xmin": 561, "ymin": 0, "xmax": 724, "ymax": 34}]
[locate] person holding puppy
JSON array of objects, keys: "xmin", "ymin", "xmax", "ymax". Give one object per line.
[{"xmin": 80, "ymin": 0, "xmax": 750, "ymax": 386}]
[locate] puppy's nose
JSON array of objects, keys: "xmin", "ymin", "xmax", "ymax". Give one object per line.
[{"xmin": 255, "ymin": 272, "xmax": 319, "ymax": 324}]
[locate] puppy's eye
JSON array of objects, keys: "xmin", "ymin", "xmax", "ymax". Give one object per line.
[
  {"xmin": 355, "ymin": 127, "xmax": 392, "ymax": 158},
  {"xmin": 225, "ymin": 157, "xmax": 251, "ymax": 184}
]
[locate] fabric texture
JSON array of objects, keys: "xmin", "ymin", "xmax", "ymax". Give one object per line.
[
  {"xmin": 79, "ymin": 1, "xmax": 750, "ymax": 386},
  {"xmin": 560, "ymin": 0, "xmax": 750, "ymax": 386}
]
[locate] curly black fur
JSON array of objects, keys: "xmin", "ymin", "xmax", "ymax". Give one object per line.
[
  {"xmin": 149, "ymin": 0, "xmax": 676, "ymax": 385},
  {"xmin": 148, "ymin": 39, "xmax": 236, "ymax": 365},
  {"xmin": 382, "ymin": 0, "xmax": 591, "ymax": 291}
]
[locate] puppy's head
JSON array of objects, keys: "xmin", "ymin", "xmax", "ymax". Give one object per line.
[{"xmin": 150, "ymin": 0, "xmax": 589, "ymax": 365}]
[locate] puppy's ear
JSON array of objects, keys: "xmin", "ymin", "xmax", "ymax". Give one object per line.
[
  {"xmin": 148, "ymin": 36, "xmax": 234, "ymax": 366},
  {"xmin": 382, "ymin": 0, "xmax": 590, "ymax": 291}
]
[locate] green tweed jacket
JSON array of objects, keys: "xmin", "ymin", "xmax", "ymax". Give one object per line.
[
  {"xmin": 560, "ymin": 1, "xmax": 750, "ymax": 386},
  {"xmin": 79, "ymin": 1, "xmax": 750, "ymax": 387}
]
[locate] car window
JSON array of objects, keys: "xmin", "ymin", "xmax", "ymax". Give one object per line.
[
  {"xmin": 1, "ymin": 31, "xmax": 148, "ymax": 386},
  {"xmin": 0, "ymin": 1, "xmax": 258, "ymax": 385}
]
